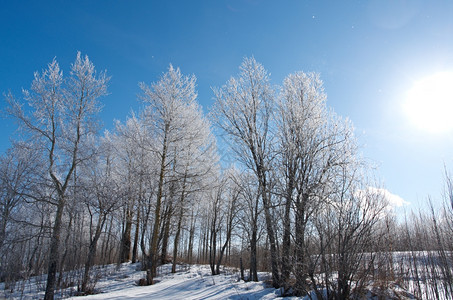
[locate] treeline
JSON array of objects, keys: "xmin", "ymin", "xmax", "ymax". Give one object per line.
[{"xmin": 1, "ymin": 53, "xmax": 452, "ymax": 299}]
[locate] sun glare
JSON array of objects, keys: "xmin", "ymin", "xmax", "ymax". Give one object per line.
[{"xmin": 403, "ymin": 72, "xmax": 453, "ymax": 133}]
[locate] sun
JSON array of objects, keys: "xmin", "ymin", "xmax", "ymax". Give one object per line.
[{"xmin": 403, "ymin": 72, "xmax": 453, "ymax": 133}]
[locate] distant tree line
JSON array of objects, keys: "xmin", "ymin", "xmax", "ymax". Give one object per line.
[{"xmin": 1, "ymin": 53, "xmax": 453, "ymax": 299}]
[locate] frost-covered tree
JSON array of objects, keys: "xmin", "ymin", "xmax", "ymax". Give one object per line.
[
  {"xmin": 211, "ymin": 57, "xmax": 280, "ymax": 287},
  {"xmin": 214, "ymin": 168, "xmax": 241, "ymax": 275},
  {"xmin": 0, "ymin": 143, "xmax": 44, "ymax": 288},
  {"xmin": 79, "ymin": 135, "xmax": 123, "ymax": 293},
  {"xmin": 0, "ymin": 144, "xmax": 41, "ymax": 252},
  {"xmin": 6, "ymin": 52, "xmax": 109, "ymax": 300},
  {"xmin": 206, "ymin": 168, "xmax": 241, "ymax": 276},
  {"xmin": 112, "ymin": 115, "xmax": 151, "ymax": 264},
  {"xmin": 139, "ymin": 65, "xmax": 218, "ymax": 284},
  {"xmin": 233, "ymin": 169, "xmax": 262, "ymax": 281},
  {"xmin": 276, "ymin": 71, "xmax": 360, "ymax": 295},
  {"xmin": 170, "ymin": 127, "xmax": 218, "ymax": 274}
]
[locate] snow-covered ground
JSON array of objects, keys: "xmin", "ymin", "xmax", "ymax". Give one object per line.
[
  {"xmin": 1, "ymin": 263, "xmax": 295, "ymax": 299},
  {"xmin": 68, "ymin": 263, "xmax": 286, "ymax": 300},
  {"xmin": 3, "ymin": 254, "xmax": 449, "ymax": 299}
]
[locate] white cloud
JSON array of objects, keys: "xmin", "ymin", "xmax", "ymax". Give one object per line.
[{"xmin": 367, "ymin": 186, "xmax": 410, "ymax": 209}]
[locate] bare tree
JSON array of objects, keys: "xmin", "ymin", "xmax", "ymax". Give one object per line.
[
  {"xmin": 79, "ymin": 136, "xmax": 122, "ymax": 294},
  {"xmin": 112, "ymin": 115, "xmax": 151, "ymax": 264},
  {"xmin": 215, "ymin": 168, "xmax": 241, "ymax": 275},
  {"xmin": 235, "ymin": 170, "xmax": 262, "ymax": 281},
  {"xmin": 208, "ymin": 180, "xmax": 222, "ymax": 276},
  {"xmin": 0, "ymin": 144, "xmax": 41, "ymax": 252},
  {"xmin": 211, "ymin": 57, "xmax": 280, "ymax": 288},
  {"xmin": 6, "ymin": 52, "xmax": 109, "ymax": 299},
  {"xmin": 275, "ymin": 71, "xmax": 361, "ymax": 295},
  {"xmin": 0, "ymin": 143, "xmax": 44, "ymax": 290},
  {"xmin": 275, "ymin": 72, "xmax": 328, "ymax": 291},
  {"xmin": 330, "ymin": 181, "xmax": 387, "ymax": 298},
  {"xmin": 170, "ymin": 100, "xmax": 218, "ymax": 274},
  {"xmin": 139, "ymin": 65, "xmax": 217, "ymax": 284}
]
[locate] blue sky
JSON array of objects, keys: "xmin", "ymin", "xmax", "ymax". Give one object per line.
[{"xmin": 1, "ymin": 0, "xmax": 453, "ymax": 211}]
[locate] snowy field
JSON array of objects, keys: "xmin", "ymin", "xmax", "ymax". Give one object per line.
[
  {"xmin": 67, "ymin": 264, "xmax": 285, "ymax": 300},
  {"xmin": 1, "ymin": 263, "xmax": 295, "ymax": 299},
  {"xmin": 2, "ymin": 253, "xmax": 451, "ymax": 299}
]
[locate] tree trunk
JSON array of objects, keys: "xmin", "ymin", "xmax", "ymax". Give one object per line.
[
  {"xmin": 250, "ymin": 225, "xmax": 258, "ymax": 281},
  {"xmin": 44, "ymin": 198, "xmax": 65, "ymax": 300},
  {"xmin": 240, "ymin": 257, "xmax": 245, "ymax": 281},
  {"xmin": 216, "ymin": 203, "xmax": 234, "ymax": 275},
  {"xmin": 281, "ymin": 178, "xmax": 294, "ymax": 290},
  {"xmin": 209, "ymin": 214, "xmax": 217, "ymax": 275},
  {"xmin": 120, "ymin": 207, "xmax": 133, "ymax": 263},
  {"xmin": 146, "ymin": 123, "xmax": 169, "ymax": 285},
  {"xmin": 172, "ymin": 172, "xmax": 187, "ymax": 273},
  {"xmin": 0, "ymin": 207, "xmax": 9, "ymax": 251},
  {"xmin": 259, "ymin": 173, "xmax": 280, "ymax": 288},
  {"xmin": 248, "ymin": 191, "xmax": 260, "ymax": 282},
  {"xmin": 102, "ymin": 215, "xmax": 114, "ymax": 265},
  {"xmin": 187, "ymin": 209, "xmax": 195, "ymax": 264},
  {"xmin": 216, "ymin": 229, "xmax": 231, "ymax": 275},
  {"xmin": 81, "ymin": 214, "xmax": 106, "ymax": 293},
  {"xmin": 57, "ymin": 208, "xmax": 75, "ymax": 288},
  {"xmin": 132, "ymin": 208, "xmax": 140, "ymax": 264},
  {"xmin": 160, "ymin": 202, "xmax": 173, "ymax": 265},
  {"xmin": 172, "ymin": 204, "xmax": 184, "ymax": 273},
  {"xmin": 204, "ymin": 223, "xmax": 209, "ymax": 263},
  {"xmin": 294, "ymin": 193, "xmax": 308, "ymax": 296}
]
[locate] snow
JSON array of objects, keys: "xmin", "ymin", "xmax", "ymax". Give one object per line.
[
  {"xmin": 67, "ymin": 263, "xmax": 284, "ymax": 300},
  {"xmin": 3, "ymin": 255, "xmax": 447, "ymax": 299},
  {"xmin": 1, "ymin": 263, "xmax": 292, "ymax": 299}
]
